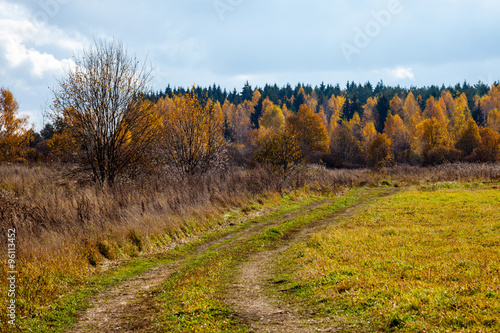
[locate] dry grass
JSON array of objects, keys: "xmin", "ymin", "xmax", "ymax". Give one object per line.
[
  {"xmin": 0, "ymin": 162, "xmax": 499, "ymax": 328},
  {"xmin": 0, "ymin": 164, "xmax": 280, "ymax": 326},
  {"xmin": 304, "ymin": 162, "xmax": 500, "ymax": 189}
]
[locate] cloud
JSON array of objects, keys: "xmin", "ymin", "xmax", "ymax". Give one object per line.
[
  {"xmin": 390, "ymin": 67, "xmax": 415, "ymax": 81},
  {"xmin": 0, "ymin": 0, "xmax": 85, "ymax": 78}
]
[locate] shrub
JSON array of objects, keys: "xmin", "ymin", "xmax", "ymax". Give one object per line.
[{"xmin": 424, "ymin": 146, "xmax": 462, "ymax": 166}]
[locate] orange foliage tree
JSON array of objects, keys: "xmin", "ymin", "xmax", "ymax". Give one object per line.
[
  {"xmin": 473, "ymin": 127, "xmax": 500, "ymax": 162},
  {"xmin": 402, "ymin": 92, "xmax": 421, "ymax": 126},
  {"xmin": 384, "ymin": 113, "xmax": 410, "ymax": 160},
  {"xmin": 0, "ymin": 88, "xmax": 29, "ymax": 161},
  {"xmin": 389, "ymin": 94, "xmax": 404, "ymax": 118},
  {"xmin": 455, "ymin": 118, "xmax": 481, "ymax": 158},
  {"xmin": 158, "ymin": 92, "xmax": 226, "ymax": 176},
  {"xmin": 286, "ymin": 104, "xmax": 329, "ymax": 157},
  {"xmin": 366, "ymin": 133, "xmax": 393, "ymax": 168}
]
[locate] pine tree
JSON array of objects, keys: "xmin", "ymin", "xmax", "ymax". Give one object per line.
[{"xmin": 375, "ymin": 95, "xmax": 390, "ymax": 133}]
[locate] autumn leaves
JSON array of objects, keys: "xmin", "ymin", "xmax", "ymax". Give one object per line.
[{"xmin": 0, "ymin": 88, "xmax": 29, "ymax": 162}]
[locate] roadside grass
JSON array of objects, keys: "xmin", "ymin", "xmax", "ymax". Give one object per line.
[
  {"xmin": 151, "ymin": 189, "xmax": 370, "ymax": 332},
  {"xmin": 0, "ymin": 194, "xmax": 274, "ymax": 333},
  {"xmin": 0, "ymin": 165, "xmax": 286, "ymax": 331},
  {"xmin": 1, "ymin": 189, "xmax": 311, "ymax": 332},
  {"xmin": 273, "ymin": 184, "xmax": 500, "ymax": 332}
]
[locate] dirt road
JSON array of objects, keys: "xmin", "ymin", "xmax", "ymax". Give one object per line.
[{"xmin": 67, "ymin": 188, "xmax": 397, "ymax": 332}]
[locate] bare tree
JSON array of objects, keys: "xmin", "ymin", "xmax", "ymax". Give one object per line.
[{"xmin": 51, "ymin": 39, "xmax": 159, "ymax": 185}]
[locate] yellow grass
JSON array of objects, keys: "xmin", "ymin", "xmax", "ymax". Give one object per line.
[{"xmin": 276, "ymin": 185, "xmax": 500, "ymax": 331}]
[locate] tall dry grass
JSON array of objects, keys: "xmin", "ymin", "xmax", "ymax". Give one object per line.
[
  {"xmin": 0, "ymin": 164, "xmax": 281, "ymax": 325},
  {"xmin": 303, "ymin": 162, "xmax": 500, "ymax": 189}
]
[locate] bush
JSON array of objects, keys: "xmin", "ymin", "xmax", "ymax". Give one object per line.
[{"xmin": 424, "ymin": 146, "xmax": 462, "ymax": 166}]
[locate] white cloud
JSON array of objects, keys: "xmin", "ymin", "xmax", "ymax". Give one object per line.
[
  {"xmin": 0, "ymin": 0, "xmax": 85, "ymax": 78},
  {"xmin": 390, "ymin": 67, "xmax": 415, "ymax": 81}
]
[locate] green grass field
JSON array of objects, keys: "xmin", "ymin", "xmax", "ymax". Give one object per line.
[{"xmin": 274, "ymin": 184, "xmax": 500, "ymax": 331}]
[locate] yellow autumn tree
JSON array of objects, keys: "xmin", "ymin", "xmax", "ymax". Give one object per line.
[
  {"xmin": 227, "ymin": 100, "xmax": 253, "ymax": 144},
  {"xmin": 417, "ymin": 117, "xmax": 459, "ymax": 165},
  {"xmin": 366, "ymin": 133, "xmax": 393, "ymax": 168},
  {"xmin": 389, "ymin": 94, "xmax": 404, "ymax": 118},
  {"xmin": 440, "ymin": 90, "xmax": 456, "ymax": 119},
  {"xmin": 362, "ymin": 96, "xmax": 378, "ymax": 124},
  {"xmin": 159, "ymin": 91, "xmax": 226, "ymax": 176},
  {"xmin": 348, "ymin": 112, "xmax": 363, "ymax": 141},
  {"xmin": 254, "ymin": 128, "xmax": 303, "ymax": 190},
  {"xmin": 424, "ymin": 96, "xmax": 448, "ymax": 126},
  {"xmin": 486, "ymin": 108, "xmax": 500, "ymax": 132},
  {"xmin": 402, "ymin": 92, "xmax": 421, "ymax": 126},
  {"xmin": 473, "ymin": 127, "xmax": 500, "ymax": 162},
  {"xmin": 418, "ymin": 117, "xmax": 450, "ymax": 152},
  {"xmin": 0, "ymin": 88, "xmax": 29, "ymax": 161},
  {"xmin": 455, "ymin": 118, "xmax": 481, "ymax": 158},
  {"xmin": 450, "ymin": 93, "xmax": 471, "ymax": 140},
  {"xmin": 261, "ymin": 97, "xmax": 273, "ymax": 117},
  {"xmin": 44, "ymin": 115, "xmax": 79, "ymax": 162},
  {"xmin": 305, "ymin": 90, "xmax": 318, "ymax": 111},
  {"xmin": 318, "ymin": 106, "xmax": 328, "ymax": 129},
  {"xmin": 361, "ymin": 121, "xmax": 377, "ymax": 154},
  {"xmin": 286, "ymin": 104, "xmax": 329, "ymax": 156},
  {"xmin": 259, "ymin": 104, "xmax": 285, "ymax": 135},
  {"xmin": 478, "ymin": 84, "xmax": 500, "ymax": 120},
  {"xmin": 384, "ymin": 113, "xmax": 410, "ymax": 160},
  {"xmin": 327, "ymin": 95, "xmax": 346, "ymax": 133},
  {"xmin": 252, "ymin": 89, "xmax": 261, "ymax": 107}
]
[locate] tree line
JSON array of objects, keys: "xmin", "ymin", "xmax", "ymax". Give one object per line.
[
  {"xmin": 151, "ymin": 80, "xmax": 495, "ymax": 125},
  {"xmin": 1, "ymin": 40, "xmax": 500, "ymax": 186}
]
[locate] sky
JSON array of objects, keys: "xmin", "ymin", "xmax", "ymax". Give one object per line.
[{"xmin": 1, "ymin": 0, "xmax": 500, "ymax": 128}]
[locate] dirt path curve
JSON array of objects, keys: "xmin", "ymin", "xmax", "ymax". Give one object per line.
[
  {"xmin": 66, "ymin": 198, "xmax": 333, "ymax": 333},
  {"xmin": 226, "ymin": 188, "xmax": 400, "ymax": 332}
]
